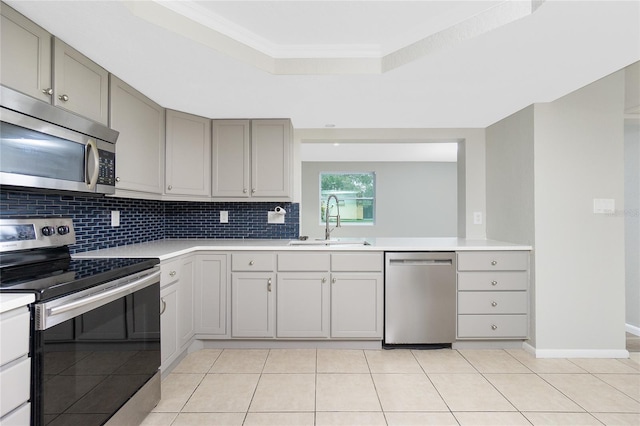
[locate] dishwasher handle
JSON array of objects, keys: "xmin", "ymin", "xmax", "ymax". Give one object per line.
[{"xmin": 388, "ymin": 259, "xmax": 452, "ymax": 265}]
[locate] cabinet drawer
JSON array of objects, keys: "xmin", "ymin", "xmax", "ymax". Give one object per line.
[
  {"xmin": 278, "ymin": 253, "xmax": 330, "ymax": 271},
  {"xmin": 457, "ymin": 251, "xmax": 528, "ymax": 271},
  {"xmin": 0, "ymin": 308, "xmax": 30, "ymax": 365},
  {"xmin": 457, "ymin": 271, "xmax": 528, "ymax": 291},
  {"xmin": 161, "ymin": 258, "xmax": 182, "ymax": 286},
  {"xmin": 331, "ymin": 253, "xmax": 383, "ymax": 272},
  {"xmin": 457, "ymin": 314, "xmax": 528, "ymax": 338},
  {"xmin": 458, "ymin": 291, "xmax": 527, "ymax": 314},
  {"xmin": 232, "ymin": 253, "xmax": 275, "ymax": 271},
  {"xmin": 0, "ymin": 357, "xmax": 30, "ymax": 417},
  {"xmin": 0, "ymin": 402, "xmax": 30, "ymax": 426}
]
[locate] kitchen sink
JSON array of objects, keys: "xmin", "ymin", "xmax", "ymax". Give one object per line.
[{"xmin": 288, "ymin": 239, "xmax": 371, "ymax": 246}]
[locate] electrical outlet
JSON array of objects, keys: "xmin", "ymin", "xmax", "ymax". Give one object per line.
[
  {"xmin": 473, "ymin": 211, "xmax": 482, "ymax": 225},
  {"xmin": 111, "ymin": 211, "xmax": 120, "ymax": 227},
  {"xmin": 220, "ymin": 211, "xmax": 229, "ymax": 223}
]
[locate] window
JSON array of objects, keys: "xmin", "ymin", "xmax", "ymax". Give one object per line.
[{"xmin": 319, "ymin": 172, "xmax": 375, "ymax": 225}]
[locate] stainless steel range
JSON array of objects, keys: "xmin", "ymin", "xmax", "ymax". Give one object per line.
[{"xmin": 0, "ymin": 217, "xmax": 161, "ymax": 426}]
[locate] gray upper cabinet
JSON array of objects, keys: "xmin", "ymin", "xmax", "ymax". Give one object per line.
[
  {"xmin": 165, "ymin": 110, "xmax": 212, "ymax": 197},
  {"xmin": 212, "ymin": 119, "xmax": 292, "ymax": 199},
  {"xmin": 0, "ymin": 3, "xmax": 52, "ymax": 102},
  {"xmin": 53, "ymin": 38, "xmax": 109, "ymax": 124},
  {"xmin": 211, "ymin": 120, "xmax": 250, "ymax": 198},
  {"xmin": 109, "ymin": 75, "xmax": 165, "ymax": 196}
]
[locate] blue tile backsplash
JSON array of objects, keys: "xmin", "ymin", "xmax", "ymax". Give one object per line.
[{"xmin": 0, "ymin": 189, "xmax": 299, "ymax": 253}]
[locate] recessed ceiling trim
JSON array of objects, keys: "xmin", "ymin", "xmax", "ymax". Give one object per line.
[{"xmin": 128, "ymin": 0, "xmax": 545, "ymax": 75}]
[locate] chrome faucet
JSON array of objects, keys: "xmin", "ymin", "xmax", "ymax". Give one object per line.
[{"xmin": 325, "ymin": 194, "xmax": 341, "ymax": 240}]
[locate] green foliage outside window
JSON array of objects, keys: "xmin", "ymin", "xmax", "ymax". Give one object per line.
[{"xmin": 320, "ymin": 172, "xmax": 375, "ymax": 225}]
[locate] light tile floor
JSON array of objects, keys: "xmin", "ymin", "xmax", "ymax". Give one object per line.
[{"xmin": 142, "ymin": 338, "xmax": 640, "ymax": 426}]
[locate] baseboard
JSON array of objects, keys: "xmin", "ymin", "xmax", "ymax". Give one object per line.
[
  {"xmin": 523, "ymin": 342, "xmax": 630, "ymax": 359},
  {"xmin": 626, "ymin": 323, "xmax": 640, "ymax": 336}
]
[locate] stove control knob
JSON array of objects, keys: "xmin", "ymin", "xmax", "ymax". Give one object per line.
[
  {"xmin": 41, "ymin": 226, "xmax": 56, "ymax": 236},
  {"xmin": 57, "ymin": 225, "xmax": 70, "ymax": 235}
]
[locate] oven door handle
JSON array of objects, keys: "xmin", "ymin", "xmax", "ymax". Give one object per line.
[{"xmin": 48, "ymin": 270, "xmax": 160, "ymax": 317}]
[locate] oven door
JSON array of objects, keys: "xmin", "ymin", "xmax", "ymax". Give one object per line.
[{"xmin": 32, "ymin": 268, "xmax": 160, "ymax": 426}]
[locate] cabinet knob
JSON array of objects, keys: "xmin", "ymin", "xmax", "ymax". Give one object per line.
[
  {"xmin": 42, "ymin": 88, "xmax": 53, "ymax": 96},
  {"xmin": 167, "ymin": 185, "xmax": 172, "ymax": 190},
  {"xmin": 491, "ymin": 324, "xmax": 498, "ymax": 330},
  {"xmin": 491, "ymin": 260, "xmax": 497, "ymax": 266},
  {"xmin": 169, "ymin": 270, "xmax": 176, "ymax": 277},
  {"xmin": 491, "ymin": 301, "xmax": 498, "ymax": 307},
  {"xmin": 115, "ymin": 177, "xmax": 121, "ymax": 182},
  {"xmin": 252, "ymin": 188, "xmax": 256, "ymax": 194},
  {"xmin": 249, "ymin": 260, "xmax": 254, "ymax": 266},
  {"xmin": 322, "ymin": 277, "xmax": 326, "ymax": 283},
  {"xmin": 491, "ymin": 280, "xmax": 498, "ymax": 286},
  {"xmin": 332, "ymin": 278, "xmax": 337, "ymax": 284},
  {"xmin": 160, "ymin": 298, "xmax": 167, "ymax": 315},
  {"xmin": 243, "ymin": 189, "xmax": 248, "ymax": 193},
  {"xmin": 58, "ymin": 94, "xmax": 69, "ymax": 102},
  {"xmin": 267, "ymin": 278, "xmax": 272, "ymax": 292}
]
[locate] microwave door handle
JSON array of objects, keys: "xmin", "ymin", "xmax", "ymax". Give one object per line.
[{"xmin": 85, "ymin": 139, "xmax": 100, "ymax": 190}]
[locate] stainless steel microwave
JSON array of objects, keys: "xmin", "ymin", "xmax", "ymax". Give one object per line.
[{"xmin": 0, "ymin": 85, "xmax": 118, "ymax": 195}]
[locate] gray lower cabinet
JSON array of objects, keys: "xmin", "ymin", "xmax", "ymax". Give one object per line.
[
  {"xmin": 194, "ymin": 254, "xmax": 227, "ymax": 335},
  {"xmin": 231, "ymin": 272, "xmax": 276, "ymax": 338},
  {"xmin": 331, "ymin": 272, "xmax": 383, "ymax": 338},
  {"xmin": 456, "ymin": 251, "xmax": 529, "ymax": 339},
  {"xmin": 160, "ymin": 255, "xmax": 195, "ymax": 370},
  {"xmin": 160, "ymin": 282, "xmax": 178, "ymax": 370},
  {"xmin": 277, "ymin": 272, "xmax": 330, "ymax": 338}
]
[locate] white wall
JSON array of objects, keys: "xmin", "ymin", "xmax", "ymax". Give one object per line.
[
  {"xmin": 301, "ymin": 161, "xmax": 457, "ymax": 239},
  {"xmin": 533, "ymin": 71, "xmax": 627, "ymax": 356},
  {"xmin": 293, "ymin": 128, "xmax": 486, "ymax": 238}
]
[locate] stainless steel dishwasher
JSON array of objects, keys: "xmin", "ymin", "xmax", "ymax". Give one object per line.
[{"xmin": 384, "ymin": 252, "xmax": 456, "ymax": 345}]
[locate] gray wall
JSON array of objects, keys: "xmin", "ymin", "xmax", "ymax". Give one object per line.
[
  {"xmin": 301, "ymin": 162, "xmax": 457, "ymax": 239},
  {"xmin": 625, "ymin": 120, "xmax": 640, "ymax": 330},
  {"xmin": 487, "ymin": 70, "xmax": 627, "ymax": 355}
]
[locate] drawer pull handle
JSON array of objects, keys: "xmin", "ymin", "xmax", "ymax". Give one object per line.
[
  {"xmin": 491, "ymin": 280, "xmax": 498, "ymax": 286},
  {"xmin": 491, "ymin": 260, "xmax": 497, "ymax": 266},
  {"xmin": 491, "ymin": 324, "xmax": 498, "ymax": 330},
  {"xmin": 267, "ymin": 278, "xmax": 272, "ymax": 292},
  {"xmin": 249, "ymin": 260, "xmax": 255, "ymax": 266},
  {"xmin": 491, "ymin": 301, "xmax": 498, "ymax": 307},
  {"xmin": 169, "ymin": 271, "xmax": 176, "ymax": 277}
]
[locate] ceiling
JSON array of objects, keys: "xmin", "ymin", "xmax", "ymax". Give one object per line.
[{"xmin": 6, "ymin": 0, "xmax": 640, "ymax": 129}]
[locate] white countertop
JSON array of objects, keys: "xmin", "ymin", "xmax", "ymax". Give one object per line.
[
  {"xmin": 73, "ymin": 238, "xmax": 532, "ymax": 261},
  {"xmin": 0, "ymin": 293, "xmax": 35, "ymax": 314}
]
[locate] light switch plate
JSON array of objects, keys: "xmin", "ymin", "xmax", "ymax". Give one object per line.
[
  {"xmin": 220, "ymin": 211, "xmax": 229, "ymax": 223},
  {"xmin": 593, "ymin": 198, "xmax": 615, "ymax": 214}
]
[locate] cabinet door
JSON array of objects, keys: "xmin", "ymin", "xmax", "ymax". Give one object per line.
[
  {"xmin": 251, "ymin": 119, "xmax": 291, "ymax": 198},
  {"xmin": 0, "ymin": 4, "xmax": 52, "ymax": 102},
  {"xmin": 194, "ymin": 254, "xmax": 227, "ymax": 335},
  {"xmin": 212, "ymin": 120, "xmax": 250, "ymax": 198},
  {"xmin": 53, "ymin": 38, "xmax": 108, "ymax": 124},
  {"xmin": 160, "ymin": 283, "xmax": 178, "ymax": 370},
  {"xmin": 231, "ymin": 272, "xmax": 275, "ymax": 338},
  {"xmin": 177, "ymin": 257, "xmax": 195, "ymax": 348},
  {"xmin": 166, "ymin": 110, "xmax": 211, "ymax": 197},
  {"xmin": 110, "ymin": 75, "xmax": 165, "ymax": 195},
  {"xmin": 277, "ymin": 272, "xmax": 330, "ymax": 338},
  {"xmin": 331, "ymin": 273, "xmax": 383, "ymax": 338}
]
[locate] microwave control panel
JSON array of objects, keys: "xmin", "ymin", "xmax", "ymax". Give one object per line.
[{"xmin": 98, "ymin": 150, "xmax": 116, "ymax": 186}]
